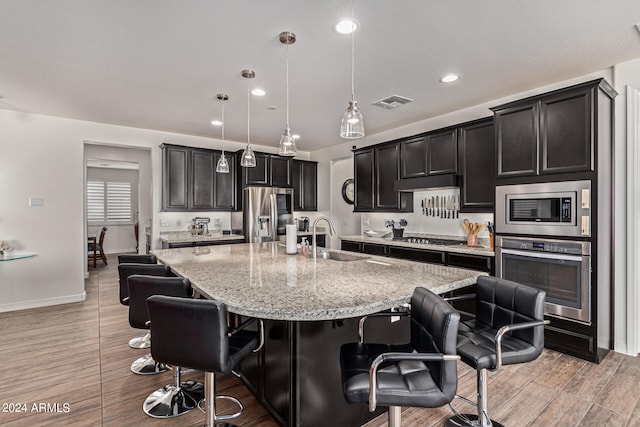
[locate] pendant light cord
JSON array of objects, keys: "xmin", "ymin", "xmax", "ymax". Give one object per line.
[
  {"xmin": 246, "ymin": 78, "xmax": 250, "ymax": 145},
  {"xmin": 286, "ymin": 42, "xmax": 290, "ymax": 129},
  {"xmin": 221, "ymin": 98, "xmax": 225, "ymax": 156},
  {"xmin": 351, "ymin": 0, "xmax": 355, "ymax": 102}
]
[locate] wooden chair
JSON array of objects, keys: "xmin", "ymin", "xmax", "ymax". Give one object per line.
[{"xmin": 88, "ymin": 227, "xmax": 108, "ymax": 267}]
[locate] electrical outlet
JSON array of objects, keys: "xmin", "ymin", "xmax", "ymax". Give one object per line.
[
  {"xmin": 176, "ymin": 219, "xmax": 182, "ymax": 225},
  {"xmin": 363, "ymin": 217, "xmax": 370, "ymax": 226}
]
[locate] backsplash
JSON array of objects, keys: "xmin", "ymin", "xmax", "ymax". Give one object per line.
[{"xmin": 360, "ymin": 189, "xmax": 493, "ymax": 239}]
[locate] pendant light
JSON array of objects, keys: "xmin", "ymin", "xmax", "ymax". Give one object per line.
[
  {"xmin": 278, "ymin": 31, "xmax": 297, "ymax": 156},
  {"xmin": 240, "ymin": 69, "xmax": 256, "ymax": 168},
  {"xmin": 215, "ymin": 93, "xmax": 230, "ymax": 173},
  {"xmin": 339, "ymin": 2, "xmax": 365, "ymax": 139}
]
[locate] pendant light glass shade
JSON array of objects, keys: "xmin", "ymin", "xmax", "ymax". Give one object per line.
[
  {"xmin": 240, "ymin": 70, "xmax": 257, "ymax": 167},
  {"xmin": 279, "ymin": 127, "xmax": 297, "ymax": 156},
  {"xmin": 216, "ymin": 152, "xmax": 230, "ymax": 173},
  {"xmin": 340, "ymin": 2, "xmax": 364, "ymax": 139},
  {"xmin": 240, "ymin": 144, "xmax": 256, "ymax": 167},
  {"xmin": 278, "ymin": 31, "xmax": 297, "ymax": 156},
  {"xmin": 215, "ymin": 94, "xmax": 230, "ymax": 173},
  {"xmin": 340, "ymin": 100, "xmax": 364, "ymax": 139}
]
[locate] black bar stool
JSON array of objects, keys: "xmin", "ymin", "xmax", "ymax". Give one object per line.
[
  {"xmin": 146, "ymin": 295, "xmax": 263, "ymax": 426},
  {"xmin": 446, "ymin": 276, "xmax": 548, "ymax": 427},
  {"xmin": 117, "ymin": 257, "xmax": 168, "ymax": 350},
  {"xmin": 126, "ymin": 273, "xmax": 190, "ymax": 377},
  {"xmin": 340, "ymin": 287, "xmax": 461, "ymax": 427},
  {"xmin": 127, "ymin": 275, "xmax": 198, "ymax": 418}
]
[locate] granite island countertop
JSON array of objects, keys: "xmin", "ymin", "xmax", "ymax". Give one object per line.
[
  {"xmin": 152, "ymin": 242, "xmax": 486, "ymax": 321},
  {"xmin": 340, "ymin": 234, "xmax": 495, "ymax": 257}
]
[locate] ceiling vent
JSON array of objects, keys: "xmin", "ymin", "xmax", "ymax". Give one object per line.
[{"xmin": 373, "ymin": 95, "xmax": 413, "ymax": 109}]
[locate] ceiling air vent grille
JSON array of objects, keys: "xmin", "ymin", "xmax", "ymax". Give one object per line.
[{"xmin": 373, "ymin": 95, "xmax": 413, "ymax": 109}]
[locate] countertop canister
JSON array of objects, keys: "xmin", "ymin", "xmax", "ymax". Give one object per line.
[{"xmin": 286, "ymin": 224, "xmax": 298, "ymax": 254}]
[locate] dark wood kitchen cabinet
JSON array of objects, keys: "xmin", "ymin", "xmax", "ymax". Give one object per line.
[
  {"xmin": 493, "ymin": 79, "xmax": 616, "ymax": 180},
  {"xmin": 354, "ymin": 144, "xmax": 412, "ymax": 212},
  {"xmin": 426, "ymin": 128, "xmax": 458, "ymax": 175},
  {"xmin": 162, "ymin": 144, "xmax": 189, "ymax": 210},
  {"xmin": 354, "ymin": 149, "xmax": 374, "ymax": 211},
  {"xmin": 400, "ymin": 136, "xmax": 427, "ymax": 178},
  {"xmin": 213, "ymin": 151, "xmax": 236, "ymax": 210},
  {"xmin": 161, "ymin": 144, "xmax": 236, "ymax": 211},
  {"xmin": 291, "ymin": 160, "xmax": 317, "ymax": 211},
  {"xmin": 240, "ymin": 151, "xmax": 270, "ymax": 186},
  {"xmin": 458, "ymin": 117, "xmax": 495, "ymax": 212},
  {"xmin": 270, "ymin": 156, "xmax": 292, "ymax": 187}
]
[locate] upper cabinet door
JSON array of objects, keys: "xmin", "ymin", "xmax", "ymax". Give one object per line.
[
  {"xmin": 243, "ymin": 153, "xmax": 270, "ymax": 185},
  {"xmin": 270, "ymin": 156, "xmax": 292, "ymax": 187},
  {"xmin": 540, "ymin": 89, "xmax": 594, "ymax": 174},
  {"xmin": 458, "ymin": 119, "xmax": 495, "ymax": 212},
  {"xmin": 301, "ymin": 161, "xmax": 318, "ymax": 211},
  {"xmin": 426, "ymin": 129, "xmax": 458, "ymax": 175},
  {"xmin": 213, "ymin": 152, "xmax": 236, "ymax": 210},
  {"xmin": 374, "ymin": 144, "xmax": 401, "ymax": 210},
  {"xmin": 190, "ymin": 148, "xmax": 216, "ymax": 209},
  {"xmin": 400, "ymin": 136, "xmax": 427, "ymax": 178},
  {"xmin": 162, "ymin": 145, "xmax": 189, "ymax": 210},
  {"xmin": 354, "ymin": 149, "xmax": 374, "ymax": 211},
  {"xmin": 495, "ymin": 103, "xmax": 539, "ymax": 177}
]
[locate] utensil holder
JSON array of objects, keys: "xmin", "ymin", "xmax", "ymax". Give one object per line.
[
  {"xmin": 467, "ymin": 233, "xmax": 478, "ymax": 247},
  {"xmin": 392, "ymin": 228, "xmax": 404, "ymax": 238},
  {"xmin": 489, "ymin": 233, "xmax": 495, "ymax": 250}
]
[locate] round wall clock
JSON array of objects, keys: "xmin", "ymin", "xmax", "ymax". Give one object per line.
[{"xmin": 341, "ymin": 178, "xmax": 355, "ymax": 204}]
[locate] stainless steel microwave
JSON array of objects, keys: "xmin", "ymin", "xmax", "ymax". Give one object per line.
[{"xmin": 495, "ymin": 180, "xmax": 591, "ymax": 237}]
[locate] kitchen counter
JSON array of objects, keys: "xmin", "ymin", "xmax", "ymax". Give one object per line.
[
  {"xmin": 152, "ymin": 242, "xmax": 485, "ymax": 321},
  {"xmin": 151, "ymin": 242, "xmax": 485, "ymax": 427},
  {"xmin": 340, "ymin": 234, "xmax": 495, "ymax": 256}
]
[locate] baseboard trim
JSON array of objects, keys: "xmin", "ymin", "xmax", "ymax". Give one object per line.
[{"xmin": 0, "ymin": 292, "xmax": 87, "ymax": 313}]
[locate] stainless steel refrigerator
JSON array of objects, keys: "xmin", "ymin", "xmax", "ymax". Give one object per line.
[{"xmin": 232, "ymin": 187, "xmax": 294, "ymax": 242}]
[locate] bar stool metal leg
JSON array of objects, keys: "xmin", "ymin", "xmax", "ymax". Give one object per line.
[
  {"xmin": 388, "ymin": 406, "xmax": 401, "ymax": 427},
  {"xmin": 131, "ymin": 353, "xmax": 169, "ymax": 375},
  {"xmin": 446, "ymin": 368, "xmax": 504, "ymax": 427},
  {"xmin": 129, "ymin": 331, "xmax": 151, "ymax": 349},
  {"xmin": 199, "ymin": 371, "xmax": 243, "ymax": 427},
  {"xmin": 143, "ymin": 367, "xmax": 201, "ymax": 418}
]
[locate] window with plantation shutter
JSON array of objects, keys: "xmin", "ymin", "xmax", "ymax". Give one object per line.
[
  {"xmin": 87, "ymin": 179, "xmax": 133, "ymax": 224},
  {"xmin": 106, "ymin": 181, "xmax": 132, "ymax": 221}
]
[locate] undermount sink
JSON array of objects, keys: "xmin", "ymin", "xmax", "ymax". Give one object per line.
[{"xmin": 316, "ymin": 250, "xmax": 370, "ymax": 262}]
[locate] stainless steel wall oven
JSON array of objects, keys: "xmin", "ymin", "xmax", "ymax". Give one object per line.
[{"xmin": 495, "ymin": 236, "xmax": 591, "ymax": 323}]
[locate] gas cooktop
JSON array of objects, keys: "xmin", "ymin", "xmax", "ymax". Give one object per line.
[{"xmin": 392, "ymin": 237, "xmax": 465, "ymax": 246}]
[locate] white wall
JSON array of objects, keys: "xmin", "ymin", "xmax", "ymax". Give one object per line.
[
  {"xmin": 0, "ymin": 109, "xmax": 308, "ymax": 312},
  {"xmin": 329, "ymin": 157, "xmax": 360, "ymax": 248},
  {"xmin": 612, "ymin": 57, "xmax": 640, "ymax": 355}
]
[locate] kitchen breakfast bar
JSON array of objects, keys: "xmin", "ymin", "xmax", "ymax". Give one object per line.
[{"xmin": 152, "ymin": 242, "xmax": 486, "ymax": 427}]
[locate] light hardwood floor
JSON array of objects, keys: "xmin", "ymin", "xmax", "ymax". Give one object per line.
[{"xmin": 0, "ymin": 257, "xmax": 638, "ymax": 426}]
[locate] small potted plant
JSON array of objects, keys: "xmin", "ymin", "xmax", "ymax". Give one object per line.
[
  {"xmin": 385, "ymin": 219, "xmax": 408, "ymax": 238},
  {"xmin": 0, "ymin": 240, "xmax": 12, "ymax": 256}
]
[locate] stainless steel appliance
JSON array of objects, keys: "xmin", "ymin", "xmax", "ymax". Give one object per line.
[
  {"xmin": 236, "ymin": 187, "xmax": 293, "ymax": 242},
  {"xmin": 495, "ymin": 236, "xmax": 591, "ymax": 323},
  {"xmin": 495, "ymin": 180, "xmax": 591, "ymax": 237},
  {"xmin": 189, "ymin": 217, "xmax": 210, "ymax": 236}
]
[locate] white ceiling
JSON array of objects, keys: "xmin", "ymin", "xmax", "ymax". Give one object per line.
[{"xmin": 1, "ymin": 1, "xmax": 640, "ymax": 152}]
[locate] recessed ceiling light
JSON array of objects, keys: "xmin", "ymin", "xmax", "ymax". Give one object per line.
[
  {"xmin": 440, "ymin": 73, "xmax": 460, "ymax": 83},
  {"xmin": 251, "ymin": 88, "xmax": 266, "ymax": 96},
  {"xmin": 335, "ymin": 19, "xmax": 358, "ymax": 34},
  {"xmin": 210, "ymin": 120, "xmax": 222, "ymax": 126},
  {"xmin": 292, "ymin": 134, "xmax": 300, "ymax": 139}
]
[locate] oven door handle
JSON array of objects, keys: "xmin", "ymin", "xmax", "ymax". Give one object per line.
[{"xmin": 499, "ymin": 248, "xmax": 585, "ymax": 262}]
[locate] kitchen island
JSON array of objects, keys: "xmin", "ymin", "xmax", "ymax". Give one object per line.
[{"xmin": 152, "ymin": 242, "xmax": 486, "ymax": 427}]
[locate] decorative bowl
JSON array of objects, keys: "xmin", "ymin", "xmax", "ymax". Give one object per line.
[{"xmin": 364, "ymin": 230, "xmax": 391, "ymax": 238}]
